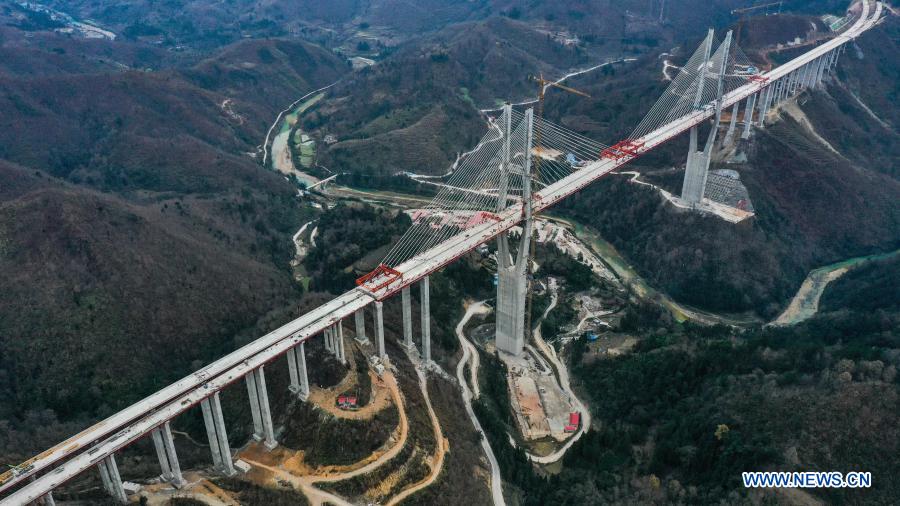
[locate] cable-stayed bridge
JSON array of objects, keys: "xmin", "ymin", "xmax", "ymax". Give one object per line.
[{"xmin": 0, "ymin": 1, "xmax": 884, "ymax": 503}]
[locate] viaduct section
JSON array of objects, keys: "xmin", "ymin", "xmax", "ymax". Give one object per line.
[{"xmin": 0, "ymin": 1, "xmax": 883, "ymax": 503}]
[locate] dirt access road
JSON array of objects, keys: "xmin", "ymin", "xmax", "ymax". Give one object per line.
[
  {"xmin": 239, "ymin": 370, "xmax": 408, "ymax": 506},
  {"xmin": 455, "ymin": 301, "xmax": 506, "ymax": 506}
]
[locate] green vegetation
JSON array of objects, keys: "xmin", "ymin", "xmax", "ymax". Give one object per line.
[
  {"xmin": 474, "ymin": 284, "xmax": 900, "ymax": 504},
  {"xmin": 536, "ymin": 243, "xmax": 595, "ymax": 291},
  {"xmin": 281, "ymin": 399, "xmax": 399, "ymax": 467},
  {"xmin": 320, "ymin": 348, "xmax": 434, "ymax": 502},
  {"xmin": 215, "ymin": 478, "xmax": 310, "ymax": 506},
  {"xmin": 821, "ymin": 254, "xmax": 900, "ymax": 313},
  {"xmin": 303, "ymin": 203, "xmax": 411, "ymax": 293}
]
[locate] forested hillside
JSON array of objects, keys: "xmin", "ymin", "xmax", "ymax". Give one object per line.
[
  {"xmin": 550, "ymin": 16, "xmax": 900, "ymax": 317},
  {"xmin": 0, "ymin": 38, "xmax": 347, "ymax": 464}
]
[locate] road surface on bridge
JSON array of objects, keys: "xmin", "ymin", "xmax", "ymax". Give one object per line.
[{"xmin": 1, "ymin": 2, "xmax": 882, "ymax": 502}]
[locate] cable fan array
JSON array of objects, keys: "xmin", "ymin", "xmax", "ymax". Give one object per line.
[
  {"xmin": 379, "ymin": 107, "xmax": 608, "ymax": 268},
  {"xmin": 630, "ymin": 30, "xmax": 761, "ymax": 141}
]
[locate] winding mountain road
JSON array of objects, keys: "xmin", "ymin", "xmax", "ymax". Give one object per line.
[{"xmin": 455, "ymin": 301, "xmax": 505, "ymax": 506}]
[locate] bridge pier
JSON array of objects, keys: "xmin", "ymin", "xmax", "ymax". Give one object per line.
[
  {"xmin": 335, "ymin": 321, "xmax": 346, "ymax": 364},
  {"xmin": 246, "ymin": 366, "xmax": 277, "ymax": 450},
  {"xmin": 828, "ymin": 46, "xmax": 841, "ymax": 72},
  {"xmin": 98, "ymin": 454, "xmax": 127, "ymax": 504},
  {"xmin": 420, "ymin": 276, "xmax": 431, "ymax": 362},
  {"xmin": 375, "ymin": 301, "xmax": 386, "ymax": 359},
  {"xmin": 814, "ymin": 55, "xmax": 826, "ymax": 87},
  {"xmin": 354, "ymin": 308, "xmax": 369, "ymax": 343},
  {"xmin": 725, "ymin": 100, "xmax": 740, "ymax": 144},
  {"xmin": 402, "ymin": 286, "xmax": 414, "ymax": 351},
  {"xmin": 151, "ymin": 421, "xmax": 185, "ymax": 487},
  {"xmin": 324, "ymin": 326, "xmax": 333, "ymax": 353},
  {"xmin": 201, "ymin": 392, "xmax": 236, "ymax": 475},
  {"xmin": 758, "ymin": 85, "xmax": 774, "ymax": 127},
  {"xmin": 287, "ymin": 342, "xmax": 310, "ymax": 400},
  {"xmin": 741, "ymin": 92, "xmax": 756, "ymax": 140}
]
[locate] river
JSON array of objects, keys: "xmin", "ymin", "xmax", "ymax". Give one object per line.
[{"xmin": 771, "ymin": 249, "xmax": 900, "ymax": 326}]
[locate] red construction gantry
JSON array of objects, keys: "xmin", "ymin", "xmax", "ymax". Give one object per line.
[
  {"xmin": 356, "ymin": 264, "xmax": 404, "ymax": 292},
  {"xmin": 463, "ymin": 211, "xmax": 501, "ymax": 229},
  {"xmin": 748, "ymin": 74, "xmax": 770, "ymax": 83},
  {"xmin": 600, "ymin": 139, "xmax": 645, "ymax": 160}
]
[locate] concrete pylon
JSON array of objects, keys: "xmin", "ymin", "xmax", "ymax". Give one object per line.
[
  {"xmin": 421, "ymin": 276, "xmax": 431, "ymax": 362},
  {"xmin": 495, "ymin": 107, "xmax": 534, "ymax": 356},
  {"xmin": 354, "ymin": 308, "xmax": 368, "ymax": 343},
  {"xmin": 375, "ymin": 301, "xmax": 386, "ymax": 359},
  {"xmin": 401, "ymin": 286, "xmax": 414, "ymax": 351},
  {"xmin": 287, "ymin": 342, "xmax": 310, "ymax": 400},
  {"xmin": 682, "ymin": 30, "xmax": 730, "ymax": 203},
  {"xmin": 201, "ymin": 392, "xmax": 236, "ymax": 475},
  {"xmin": 98, "ymin": 454, "xmax": 127, "ymax": 504},
  {"xmin": 151, "ymin": 421, "xmax": 184, "ymax": 487}
]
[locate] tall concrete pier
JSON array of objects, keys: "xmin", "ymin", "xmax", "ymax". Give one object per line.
[{"xmin": 495, "ymin": 106, "xmax": 533, "ymax": 357}]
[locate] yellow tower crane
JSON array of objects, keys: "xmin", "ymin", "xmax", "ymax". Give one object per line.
[{"xmin": 523, "ymin": 73, "xmax": 590, "ymax": 346}]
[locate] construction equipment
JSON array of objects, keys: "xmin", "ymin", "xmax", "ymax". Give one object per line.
[{"xmin": 523, "ymin": 74, "xmax": 590, "ymax": 346}]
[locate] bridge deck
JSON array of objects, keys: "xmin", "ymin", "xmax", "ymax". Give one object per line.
[{"xmin": 0, "ymin": 1, "xmax": 882, "ymax": 502}]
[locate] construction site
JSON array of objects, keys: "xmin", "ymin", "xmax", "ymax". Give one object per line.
[{"xmin": 502, "ymin": 349, "xmax": 580, "ymax": 442}]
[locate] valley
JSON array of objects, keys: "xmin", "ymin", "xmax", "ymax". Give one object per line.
[{"xmin": 1, "ymin": 0, "xmax": 898, "ymax": 505}]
